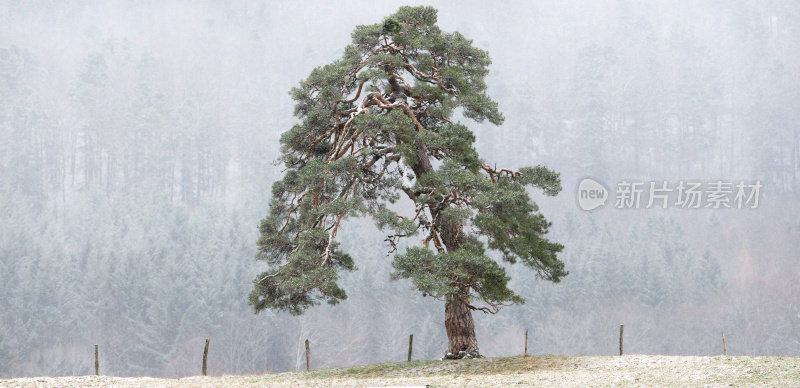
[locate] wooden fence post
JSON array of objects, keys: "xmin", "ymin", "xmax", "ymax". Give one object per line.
[
  {"xmin": 305, "ymin": 339, "xmax": 310, "ymax": 371},
  {"xmin": 524, "ymin": 329, "xmax": 529, "ymax": 356},
  {"xmin": 619, "ymin": 325, "xmax": 624, "ymax": 356},
  {"xmin": 202, "ymin": 339, "xmax": 210, "ymax": 376},
  {"xmin": 407, "ymin": 334, "xmax": 413, "ymax": 362},
  {"xmin": 94, "ymin": 345, "xmax": 99, "ymax": 376},
  {"xmin": 722, "ymin": 332, "xmax": 727, "ymax": 356}
]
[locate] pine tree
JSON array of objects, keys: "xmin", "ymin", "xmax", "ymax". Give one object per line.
[{"xmin": 249, "ymin": 6, "xmax": 567, "ymax": 359}]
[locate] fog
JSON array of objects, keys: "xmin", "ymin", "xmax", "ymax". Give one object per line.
[{"xmin": 1, "ymin": 0, "xmax": 798, "ymax": 378}]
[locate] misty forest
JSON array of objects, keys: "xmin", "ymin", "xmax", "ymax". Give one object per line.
[{"xmin": 1, "ymin": 0, "xmax": 799, "ymax": 378}]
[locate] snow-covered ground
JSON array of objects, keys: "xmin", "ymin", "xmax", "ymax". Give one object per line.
[{"xmin": 1, "ymin": 355, "xmax": 798, "ymax": 387}]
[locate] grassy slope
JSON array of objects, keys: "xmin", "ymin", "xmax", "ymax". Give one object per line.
[
  {"xmin": 304, "ymin": 354, "xmax": 569, "ymax": 378},
  {"xmin": 2, "ymin": 355, "xmax": 799, "ymax": 387}
]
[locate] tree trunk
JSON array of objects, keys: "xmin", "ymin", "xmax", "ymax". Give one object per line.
[
  {"xmin": 439, "ymin": 201, "xmax": 479, "ymax": 359},
  {"xmin": 444, "ymin": 293, "xmax": 480, "ymax": 359},
  {"xmin": 411, "ymin": 143, "xmax": 481, "ymax": 359}
]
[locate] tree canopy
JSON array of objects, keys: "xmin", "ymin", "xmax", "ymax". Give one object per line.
[{"xmin": 249, "ymin": 6, "xmax": 566, "ymax": 322}]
